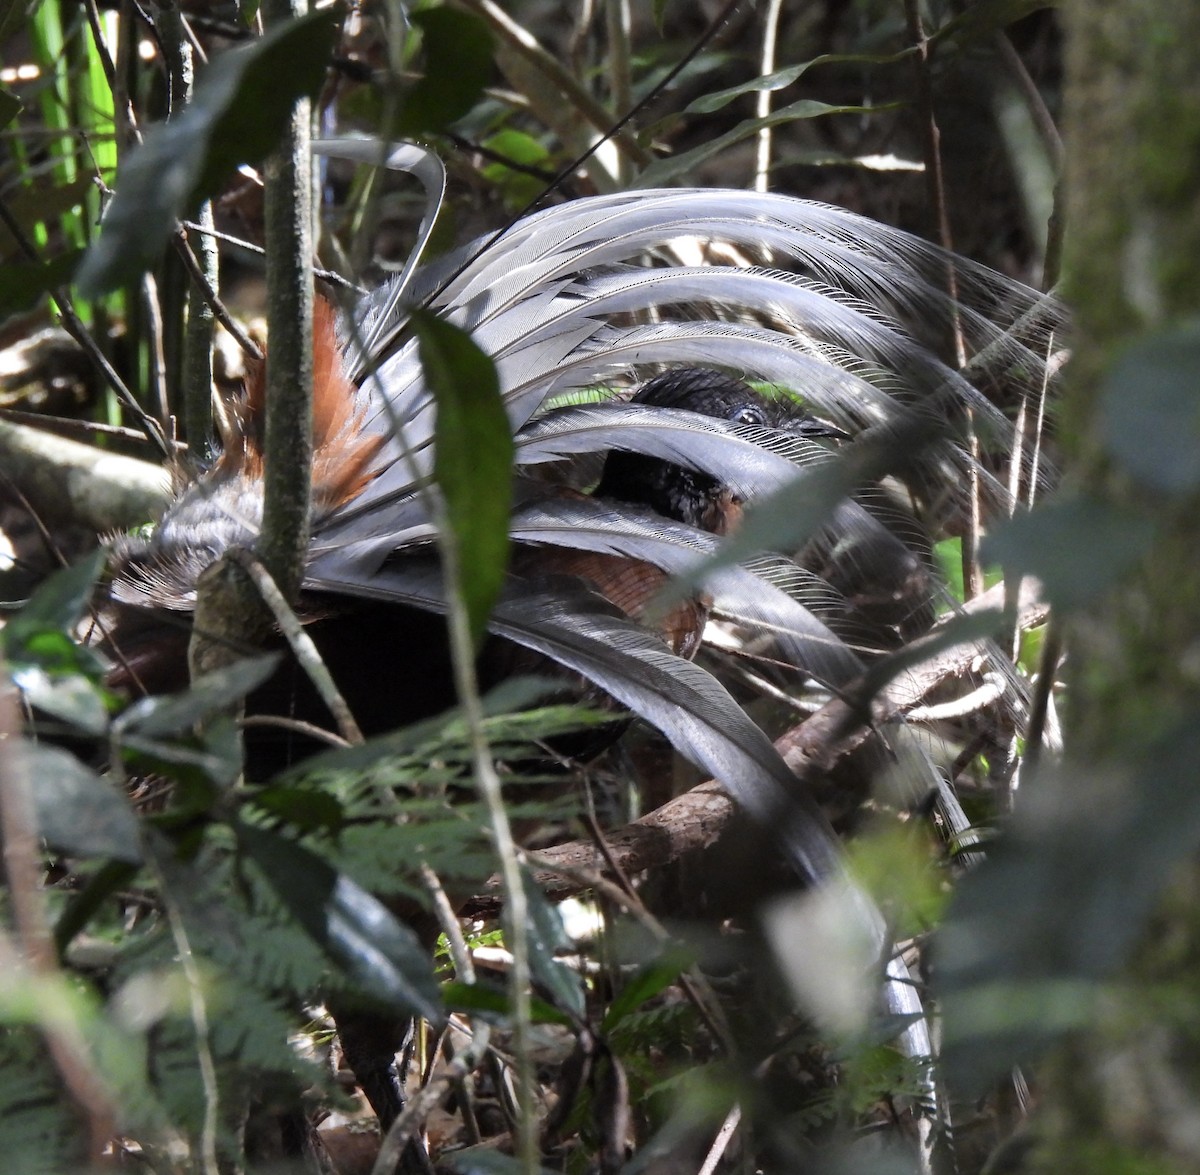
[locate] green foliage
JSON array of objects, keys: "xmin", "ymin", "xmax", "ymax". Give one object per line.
[
  {"xmin": 0, "ymin": 1029, "xmax": 90, "ymax": 1174},
  {"xmin": 0, "ymin": 0, "xmax": 1087, "ymax": 1169},
  {"xmin": 415, "ymin": 309, "xmax": 515, "ymax": 650},
  {"xmin": 398, "ymin": 8, "xmax": 494, "ymax": 137},
  {"xmin": 76, "ymin": 7, "xmax": 340, "ymax": 296}
]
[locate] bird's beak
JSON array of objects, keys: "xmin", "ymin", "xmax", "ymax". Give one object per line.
[{"xmin": 792, "ymin": 416, "xmax": 851, "ymax": 442}]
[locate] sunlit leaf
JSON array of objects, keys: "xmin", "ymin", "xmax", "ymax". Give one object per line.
[{"xmin": 12, "ymin": 665, "xmax": 110, "ymax": 736}]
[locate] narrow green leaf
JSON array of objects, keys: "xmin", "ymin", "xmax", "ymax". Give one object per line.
[
  {"xmin": 20, "ymin": 742, "xmax": 142, "ymax": 863},
  {"xmin": 412, "ymin": 309, "xmax": 513, "ymax": 650},
  {"xmin": 685, "ymin": 51, "xmax": 908, "ymax": 115},
  {"xmin": 442, "ymin": 980, "xmax": 571, "ymax": 1026},
  {"xmin": 398, "ymin": 8, "xmax": 493, "ymax": 136},
  {"xmin": 76, "ymin": 7, "xmax": 338, "ymax": 296},
  {"xmin": 237, "ymin": 822, "xmax": 443, "ymax": 1022},
  {"xmin": 634, "ymin": 98, "xmax": 891, "ymax": 189}
]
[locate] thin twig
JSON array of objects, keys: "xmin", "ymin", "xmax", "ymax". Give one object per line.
[
  {"xmin": 754, "ymin": 0, "xmax": 785, "ymax": 192},
  {"xmin": 238, "ymin": 713, "xmax": 350, "ymax": 747},
  {"xmin": 420, "ymin": 862, "xmax": 475, "ymax": 982},
  {"xmin": 604, "ymin": 0, "xmax": 633, "ymax": 186},
  {"xmin": 435, "ymin": 500, "xmax": 538, "ymax": 1171},
  {"xmin": 697, "ymin": 1104, "xmax": 742, "ymax": 1175},
  {"xmin": 0, "ymin": 198, "xmax": 171, "ymax": 458},
  {"xmin": 991, "ymin": 32, "xmax": 1063, "ymax": 172},
  {"xmin": 159, "ymin": 872, "xmax": 221, "ymax": 1175},
  {"xmin": 141, "ymin": 271, "xmax": 170, "ymax": 428},
  {"xmin": 225, "ymin": 548, "xmax": 364, "ymax": 744},
  {"xmin": 179, "ymin": 220, "xmax": 363, "ymax": 293},
  {"xmin": 371, "ymin": 1022, "xmax": 492, "ymax": 1175},
  {"xmin": 172, "ymin": 227, "xmax": 264, "ymax": 362},
  {"xmin": 0, "ymin": 408, "xmax": 186, "ymax": 449},
  {"xmin": 902, "ymin": 0, "xmax": 979, "ymax": 603}
]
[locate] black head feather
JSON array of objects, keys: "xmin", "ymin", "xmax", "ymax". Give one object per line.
[{"xmin": 592, "ymin": 368, "xmax": 841, "ymax": 528}]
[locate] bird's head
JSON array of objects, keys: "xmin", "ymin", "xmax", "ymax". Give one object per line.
[{"xmin": 591, "ymin": 367, "xmax": 843, "ymax": 532}]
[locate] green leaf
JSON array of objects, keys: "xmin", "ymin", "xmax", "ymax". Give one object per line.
[
  {"xmin": 397, "ymin": 8, "xmax": 493, "ymax": 136},
  {"xmin": 480, "ymin": 129, "xmax": 552, "ymax": 210},
  {"xmin": 634, "ymin": 98, "xmax": 892, "ymax": 189},
  {"xmin": 250, "ymin": 784, "xmax": 345, "ymax": 834},
  {"xmin": 76, "ymin": 7, "xmax": 339, "ymax": 296},
  {"xmin": 123, "ymin": 715, "xmax": 245, "ymax": 794},
  {"xmin": 934, "ymin": 537, "xmax": 965, "ymax": 604},
  {"xmin": 1100, "ymin": 324, "xmax": 1200, "ymax": 494},
  {"xmin": 20, "ymin": 742, "xmax": 142, "ymax": 863},
  {"xmin": 981, "ymin": 496, "xmax": 1154, "ymax": 611},
  {"xmin": 4, "ymin": 550, "xmax": 106, "ymax": 649},
  {"xmin": 11, "ymin": 666, "xmax": 110, "ymax": 736},
  {"xmin": 937, "ymin": 721, "xmax": 1200, "ymax": 1093},
  {"xmin": 515, "ymin": 866, "xmax": 585, "ymax": 1019},
  {"xmin": 601, "ymin": 949, "xmax": 690, "ymax": 1034},
  {"xmin": 442, "ymin": 980, "xmax": 571, "ymax": 1026},
  {"xmin": 116, "ymin": 654, "xmax": 281, "ymax": 736},
  {"xmin": 236, "ymin": 822, "xmax": 443, "ymax": 1022},
  {"xmin": 685, "ymin": 51, "xmax": 908, "ymax": 115},
  {"xmin": 412, "ymin": 309, "xmax": 513, "ymax": 650}
]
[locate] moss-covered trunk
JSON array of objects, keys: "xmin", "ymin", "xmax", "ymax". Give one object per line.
[{"xmin": 1031, "ymin": 2, "xmax": 1200, "ymax": 1169}]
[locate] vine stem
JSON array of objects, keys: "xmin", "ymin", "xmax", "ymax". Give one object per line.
[{"xmin": 433, "ymin": 492, "xmax": 538, "ymax": 1172}]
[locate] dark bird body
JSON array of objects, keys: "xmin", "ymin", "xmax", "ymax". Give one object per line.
[{"xmin": 98, "ymin": 178, "xmax": 1065, "ymax": 1153}]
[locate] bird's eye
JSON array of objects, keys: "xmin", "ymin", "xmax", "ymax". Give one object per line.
[{"xmin": 732, "ymin": 404, "xmax": 766, "ymax": 426}]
